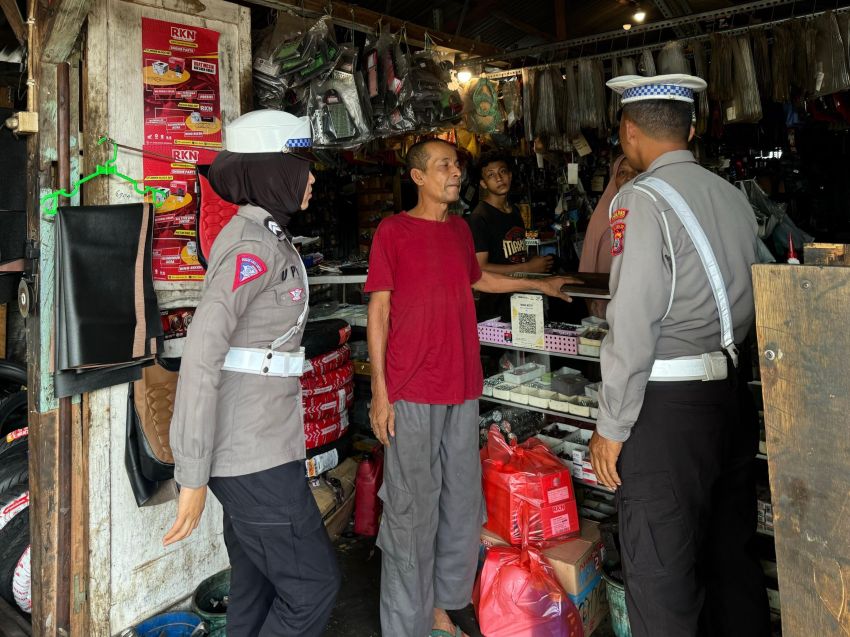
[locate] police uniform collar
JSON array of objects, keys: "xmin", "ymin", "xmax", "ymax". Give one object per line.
[
  {"xmin": 237, "ymin": 205, "xmax": 288, "ymax": 241},
  {"xmin": 645, "ymin": 150, "xmax": 697, "ymax": 174}
]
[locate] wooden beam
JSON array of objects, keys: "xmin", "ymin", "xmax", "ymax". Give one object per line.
[
  {"xmin": 0, "ymin": 0, "xmax": 26, "ymax": 46},
  {"xmin": 41, "ymin": 0, "xmax": 95, "ymax": 63},
  {"xmin": 754, "ymin": 263, "xmax": 850, "ymax": 636},
  {"xmin": 554, "ymin": 0, "xmax": 567, "ymax": 41},
  {"xmin": 253, "ymin": 0, "xmax": 502, "ymax": 56},
  {"xmin": 0, "ymin": 304, "xmax": 6, "ymax": 359}
]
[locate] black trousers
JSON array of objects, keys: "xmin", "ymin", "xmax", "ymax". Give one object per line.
[
  {"xmin": 208, "ymin": 461, "xmax": 340, "ymax": 637},
  {"xmin": 616, "ymin": 378, "xmax": 771, "ymax": 637}
]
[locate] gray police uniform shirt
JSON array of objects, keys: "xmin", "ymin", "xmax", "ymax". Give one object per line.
[
  {"xmin": 170, "ymin": 205, "xmax": 308, "ymax": 488},
  {"xmin": 598, "ymin": 150, "xmax": 759, "ymax": 442}
]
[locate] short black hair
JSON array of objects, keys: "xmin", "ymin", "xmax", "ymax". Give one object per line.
[
  {"xmin": 476, "ymin": 151, "xmax": 513, "ymax": 182},
  {"xmin": 406, "ymin": 138, "xmax": 455, "ymax": 172},
  {"xmin": 623, "ymin": 100, "xmax": 693, "ymax": 142}
]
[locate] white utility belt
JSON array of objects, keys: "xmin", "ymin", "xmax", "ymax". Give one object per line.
[
  {"xmin": 222, "ymin": 347, "xmax": 305, "ymax": 377},
  {"xmin": 649, "ymin": 352, "xmax": 728, "ymax": 382}
]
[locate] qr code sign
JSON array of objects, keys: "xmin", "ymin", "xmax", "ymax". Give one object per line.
[{"xmin": 517, "ymin": 312, "xmax": 538, "ymax": 334}]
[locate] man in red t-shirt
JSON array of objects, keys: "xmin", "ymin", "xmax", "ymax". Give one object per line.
[{"xmin": 366, "ymin": 139, "xmax": 577, "ymax": 637}]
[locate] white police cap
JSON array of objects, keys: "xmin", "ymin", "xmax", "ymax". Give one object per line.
[
  {"xmin": 224, "ymin": 110, "xmax": 313, "ymax": 154},
  {"xmin": 606, "ymin": 74, "xmax": 707, "ymax": 104}
]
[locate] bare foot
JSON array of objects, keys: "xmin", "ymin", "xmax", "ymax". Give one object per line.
[{"xmin": 433, "ymin": 608, "xmax": 468, "ymax": 636}]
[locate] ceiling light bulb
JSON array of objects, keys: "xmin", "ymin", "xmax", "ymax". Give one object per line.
[
  {"xmin": 457, "ymin": 70, "xmax": 472, "ymax": 83},
  {"xmin": 633, "ymin": 9, "xmax": 646, "ymax": 22},
  {"xmin": 622, "ymin": 23, "xmax": 632, "ymax": 31}
]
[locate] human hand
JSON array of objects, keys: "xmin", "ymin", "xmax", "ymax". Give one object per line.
[
  {"xmin": 527, "ymin": 255, "xmax": 554, "ymax": 273},
  {"xmin": 163, "ymin": 485, "xmax": 207, "ymax": 546},
  {"xmin": 535, "ymin": 275, "xmax": 580, "ymax": 302},
  {"xmin": 589, "ymin": 431, "xmax": 623, "ymax": 490},
  {"xmin": 370, "ymin": 392, "xmax": 395, "ymax": 446}
]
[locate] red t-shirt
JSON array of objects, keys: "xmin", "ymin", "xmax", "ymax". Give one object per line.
[{"xmin": 365, "ymin": 212, "xmax": 484, "ymax": 405}]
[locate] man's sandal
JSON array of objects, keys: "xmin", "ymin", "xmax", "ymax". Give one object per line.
[{"xmin": 446, "ymin": 604, "xmax": 483, "ymax": 637}]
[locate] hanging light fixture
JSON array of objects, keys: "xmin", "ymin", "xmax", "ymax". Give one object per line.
[
  {"xmin": 457, "ymin": 69, "xmax": 473, "ymax": 83},
  {"xmin": 632, "ymin": 4, "xmax": 646, "ymax": 22}
]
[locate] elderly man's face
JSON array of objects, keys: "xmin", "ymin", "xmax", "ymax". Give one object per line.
[{"xmin": 416, "ymin": 143, "xmax": 463, "ymax": 204}]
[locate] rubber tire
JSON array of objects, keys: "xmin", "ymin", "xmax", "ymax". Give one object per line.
[
  {"xmin": 0, "ymin": 455, "xmax": 28, "ymax": 496},
  {"xmin": 302, "ymin": 320, "xmax": 352, "ymax": 359},
  {"xmin": 0, "ymin": 509, "xmax": 29, "ymax": 606},
  {"xmin": 0, "ymin": 429, "xmax": 27, "ymax": 462},
  {"xmin": 0, "ymin": 486, "xmax": 29, "ymax": 533},
  {"xmin": 0, "ymin": 361, "xmax": 26, "ymax": 392},
  {"xmin": 0, "ymin": 392, "xmax": 27, "ymax": 437}
]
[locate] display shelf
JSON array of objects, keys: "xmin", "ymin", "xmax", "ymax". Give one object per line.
[
  {"xmin": 311, "ymin": 304, "xmax": 368, "ymax": 328},
  {"xmin": 308, "ymin": 274, "xmax": 368, "ymax": 285},
  {"xmin": 480, "ymin": 341, "xmax": 600, "ymax": 362},
  {"xmin": 480, "ymin": 395, "xmax": 597, "ymax": 426}
]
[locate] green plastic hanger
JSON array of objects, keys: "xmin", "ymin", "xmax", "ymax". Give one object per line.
[{"xmin": 40, "ymin": 136, "xmax": 169, "ymax": 216}]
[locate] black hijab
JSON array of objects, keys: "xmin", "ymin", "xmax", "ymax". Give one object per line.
[{"xmin": 208, "ymin": 151, "xmax": 310, "ymax": 229}]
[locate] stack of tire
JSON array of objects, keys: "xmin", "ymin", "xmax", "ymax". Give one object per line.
[
  {"xmin": 0, "ymin": 360, "xmax": 29, "ymax": 618},
  {"xmin": 0, "ymin": 426, "xmax": 31, "ymax": 617},
  {"xmin": 301, "ymin": 319, "xmax": 354, "ymax": 475}
]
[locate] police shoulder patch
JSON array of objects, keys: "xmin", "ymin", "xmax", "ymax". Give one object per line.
[
  {"xmin": 611, "ymin": 222, "xmax": 626, "ymax": 257},
  {"xmin": 233, "ymin": 253, "xmax": 268, "ymax": 291},
  {"xmin": 610, "ymin": 207, "xmax": 629, "ymax": 223}
]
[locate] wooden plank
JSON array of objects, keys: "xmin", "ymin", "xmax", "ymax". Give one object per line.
[
  {"xmin": 0, "ymin": 0, "xmax": 25, "ymax": 46},
  {"xmin": 753, "ymin": 264, "xmax": 850, "ymax": 637},
  {"xmin": 42, "ymin": 0, "xmax": 96, "ymax": 63},
  {"xmin": 803, "ymin": 243, "xmax": 850, "ymax": 267},
  {"xmin": 70, "ymin": 394, "xmax": 89, "ymax": 637},
  {"xmin": 0, "ymin": 595, "xmax": 32, "ymax": 637}
]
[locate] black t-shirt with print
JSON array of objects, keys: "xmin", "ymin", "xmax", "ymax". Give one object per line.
[{"xmin": 467, "ymin": 201, "xmax": 528, "ymax": 321}]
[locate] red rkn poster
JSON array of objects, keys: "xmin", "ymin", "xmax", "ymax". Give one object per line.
[{"xmin": 142, "ymin": 18, "xmax": 222, "ymax": 281}]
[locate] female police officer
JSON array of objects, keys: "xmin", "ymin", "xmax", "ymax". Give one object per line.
[{"xmin": 163, "ymin": 110, "xmax": 340, "ymax": 637}]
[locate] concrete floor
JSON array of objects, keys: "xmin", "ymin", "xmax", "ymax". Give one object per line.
[{"xmin": 322, "ymin": 530, "xmax": 619, "ymax": 637}]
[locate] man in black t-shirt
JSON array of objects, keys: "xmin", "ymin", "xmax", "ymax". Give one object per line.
[{"xmin": 467, "ymin": 152, "xmax": 553, "ymax": 320}]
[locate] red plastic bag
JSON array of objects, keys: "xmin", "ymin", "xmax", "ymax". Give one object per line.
[
  {"xmin": 477, "ymin": 543, "xmax": 584, "ymax": 637},
  {"xmin": 482, "ymin": 425, "xmax": 579, "ymax": 545}
]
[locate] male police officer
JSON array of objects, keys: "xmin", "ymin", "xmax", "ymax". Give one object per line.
[{"xmin": 588, "ymin": 75, "xmax": 771, "ymax": 637}]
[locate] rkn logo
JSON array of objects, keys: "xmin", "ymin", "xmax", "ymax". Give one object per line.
[
  {"xmin": 172, "ymin": 149, "xmax": 199, "ymax": 164},
  {"xmin": 171, "ymin": 27, "xmax": 196, "ymax": 41}
]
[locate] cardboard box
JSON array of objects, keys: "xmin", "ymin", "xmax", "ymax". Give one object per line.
[
  {"xmin": 569, "ymin": 573, "xmax": 609, "ymax": 636},
  {"xmin": 480, "ymin": 518, "xmax": 605, "ymax": 596},
  {"xmin": 510, "ymin": 293, "xmax": 545, "ymax": 349}
]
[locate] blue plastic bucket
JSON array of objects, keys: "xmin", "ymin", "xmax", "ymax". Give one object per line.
[
  {"xmin": 602, "ymin": 572, "xmax": 632, "ymax": 637},
  {"xmin": 133, "ymin": 611, "xmax": 207, "ymax": 637}
]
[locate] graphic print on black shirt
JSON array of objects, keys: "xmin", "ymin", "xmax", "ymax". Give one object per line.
[{"xmin": 467, "ymin": 201, "xmax": 528, "ymax": 321}]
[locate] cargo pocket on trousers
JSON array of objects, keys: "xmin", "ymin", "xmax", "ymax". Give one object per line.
[
  {"xmin": 376, "ymin": 482, "xmax": 415, "ymax": 572},
  {"xmin": 619, "ymin": 471, "xmax": 693, "ymax": 577}
]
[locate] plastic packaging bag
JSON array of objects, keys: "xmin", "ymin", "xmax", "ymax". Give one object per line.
[
  {"xmin": 638, "ymin": 49, "xmax": 656, "ymax": 76},
  {"xmin": 502, "ymin": 77, "xmax": 523, "ymax": 128},
  {"xmin": 813, "ymin": 11, "xmax": 850, "ymax": 97},
  {"xmin": 477, "ymin": 544, "xmax": 585, "ymax": 637},
  {"xmin": 710, "ymin": 33, "xmax": 734, "ymax": 102},
  {"xmin": 466, "ymin": 77, "xmax": 505, "ymax": 134},
  {"xmin": 692, "ymin": 41, "xmax": 710, "ymax": 135},
  {"xmin": 658, "ymin": 41, "xmax": 690, "ymax": 75},
  {"xmin": 750, "ymin": 30, "xmax": 772, "ymax": 101},
  {"xmin": 482, "ymin": 425, "xmax": 580, "ymax": 545},
  {"xmin": 619, "ymin": 56, "xmax": 637, "ymax": 76},
  {"xmin": 771, "ymin": 24, "xmax": 793, "ymax": 103},
  {"xmin": 535, "ymin": 70, "xmax": 560, "ymax": 139},
  {"xmin": 727, "ymin": 35, "xmax": 762, "ymax": 124},
  {"xmin": 522, "ymin": 68, "xmax": 536, "ymax": 142},
  {"xmin": 577, "ymin": 59, "xmax": 596, "ymax": 130},
  {"xmin": 309, "ymin": 46, "xmax": 372, "ymax": 148},
  {"xmin": 563, "ymin": 64, "xmax": 580, "ymax": 139}
]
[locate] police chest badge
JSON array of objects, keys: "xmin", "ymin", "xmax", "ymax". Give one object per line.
[
  {"xmin": 233, "ymin": 253, "xmax": 268, "ymax": 290},
  {"xmin": 611, "ymin": 221, "xmax": 627, "ymax": 257}
]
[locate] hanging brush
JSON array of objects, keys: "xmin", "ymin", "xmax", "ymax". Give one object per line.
[
  {"xmin": 534, "ymin": 67, "xmax": 560, "ymax": 140},
  {"xmin": 638, "ymin": 49, "xmax": 657, "ymax": 76},
  {"xmin": 593, "ymin": 60, "xmax": 609, "ymax": 132},
  {"xmin": 658, "ymin": 41, "xmax": 691, "ymax": 75},
  {"xmin": 839, "ymin": 13, "xmax": 850, "ymax": 72},
  {"xmin": 771, "ymin": 24, "xmax": 792, "ymax": 103},
  {"xmin": 789, "ymin": 19, "xmax": 811, "ymax": 95},
  {"xmin": 710, "ymin": 33, "xmax": 734, "ymax": 102},
  {"xmin": 522, "ymin": 68, "xmax": 535, "ymax": 142},
  {"xmin": 813, "ymin": 11, "xmax": 850, "ymax": 96},
  {"xmin": 608, "ymin": 57, "xmax": 622, "ymax": 126},
  {"xmin": 578, "ymin": 58, "xmax": 597, "ymax": 129},
  {"xmin": 729, "ymin": 35, "xmax": 762, "ymax": 123},
  {"xmin": 692, "ymin": 40, "xmax": 710, "ymax": 135},
  {"xmin": 620, "ymin": 56, "xmax": 637, "ymax": 76},
  {"xmin": 750, "ymin": 29, "xmax": 772, "ymax": 103},
  {"xmin": 564, "ymin": 62, "xmax": 580, "ymax": 139}
]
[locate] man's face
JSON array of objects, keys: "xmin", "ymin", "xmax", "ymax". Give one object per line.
[
  {"xmin": 479, "ymin": 160, "xmax": 512, "ymax": 196},
  {"xmin": 414, "ymin": 142, "xmax": 462, "ymax": 204},
  {"xmin": 615, "ymin": 159, "xmax": 639, "ymax": 190}
]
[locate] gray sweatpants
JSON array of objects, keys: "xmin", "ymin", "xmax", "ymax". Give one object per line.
[{"xmin": 377, "ymin": 399, "xmax": 485, "ymax": 637}]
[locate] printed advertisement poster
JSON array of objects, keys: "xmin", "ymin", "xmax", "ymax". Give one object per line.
[
  {"xmin": 142, "ymin": 18, "xmax": 222, "ymax": 149},
  {"xmin": 144, "ymin": 145, "xmax": 217, "ymax": 281}
]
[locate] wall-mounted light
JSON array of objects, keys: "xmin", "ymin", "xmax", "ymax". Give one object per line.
[{"xmin": 457, "ymin": 69, "xmax": 473, "ymax": 83}]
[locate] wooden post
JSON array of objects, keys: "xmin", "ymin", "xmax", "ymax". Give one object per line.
[
  {"xmin": 753, "ymin": 259, "xmax": 850, "ymax": 636},
  {"xmin": 0, "ymin": 304, "xmax": 6, "ymax": 359},
  {"xmin": 554, "ymin": 0, "xmax": 567, "ymax": 41}
]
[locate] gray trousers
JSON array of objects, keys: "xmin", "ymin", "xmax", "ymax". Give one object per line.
[{"xmin": 377, "ymin": 399, "xmax": 485, "ymax": 637}]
